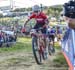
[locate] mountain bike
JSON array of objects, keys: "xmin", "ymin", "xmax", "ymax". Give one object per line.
[
  {"xmin": 48, "ymin": 35, "xmax": 55, "ymax": 55},
  {"xmin": 31, "ymin": 28, "xmax": 49, "ymax": 64}
]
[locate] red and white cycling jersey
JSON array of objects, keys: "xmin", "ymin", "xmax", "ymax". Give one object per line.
[{"xmin": 29, "ymin": 12, "xmax": 47, "ymax": 24}]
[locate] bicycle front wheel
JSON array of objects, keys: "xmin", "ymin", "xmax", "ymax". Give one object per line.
[
  {"xmin": 32, "ymin": 36, "xmax": 42, "ymax": 64},
  {"xmin": 48, "ymin": 39, "xmax": 55, "ymax": 55}
]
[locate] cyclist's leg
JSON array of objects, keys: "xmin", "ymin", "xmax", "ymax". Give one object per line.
[
  {"xmin": 51, "ymin": 35, "xmax": 55, "ymax": 52},
  {"xmin": 41, "ymin": 28, "xmax": 47, "ymax": 47},
  {"xmin": 34, "ymin": 23, "xmax": 47, "ymax": 52},
  {"xmin": 57, "ymin": 34, "xmax": 60, "ymax": 41},
  {"xmin": 32, "ymin": 24, "xmax": 39, "ymax": 50},
  {"xmin": 49, "ymin": 35, "xmax": 53, "ymax": 45},
  {"xmin": 41, "ymin": 28, "xmax": 48, "ymax": 58},
  {"xmin": 49, "ymin": 35, "xmax": 55, "ymax": 53}
]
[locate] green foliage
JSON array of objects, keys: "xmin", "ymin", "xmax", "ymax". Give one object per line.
[
  {"xmin": 45, "ymin": 5, "xmax": 63, "ymax": 17},
  {"xmin": 13, "ymin": 8, "xmax": 32, "ymax": 12},
  {"xmin": 13, "ymin": 8, "xmax": 25, "ymax": 12},
  {"xmin": 0, "ymin": 17, "xmax": 14, "ymax": 26},
  {"xmin": 12, "ymin": 5, "xmax": 62, "ymax": 17}
]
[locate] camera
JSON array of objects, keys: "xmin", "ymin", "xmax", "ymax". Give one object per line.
[{"xmin": 63, "ymin": 0, "xmax": 75, "ymax": 18}]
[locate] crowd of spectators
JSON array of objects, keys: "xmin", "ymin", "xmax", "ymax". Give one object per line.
[{"xmin": 0, "ymin": 25, "xmax": 17, "ymax": 47}]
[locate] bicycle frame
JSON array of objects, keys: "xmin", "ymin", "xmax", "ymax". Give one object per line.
[
  {"xmin": 31, "ymin": 28, "xmax": 48, "ymax": 64},
  {"xmin": 32, "ymin": 29, "xmax": 46, "ymax": 54}
]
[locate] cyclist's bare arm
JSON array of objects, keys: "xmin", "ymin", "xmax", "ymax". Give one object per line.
[{"xmin": 24, "ymin": 19, "xmax": 30, "ymax": 27}]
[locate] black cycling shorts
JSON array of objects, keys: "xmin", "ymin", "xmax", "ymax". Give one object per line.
[{"xmin": 33, "ymin": 23, "xmax": 47, "ymax": 34}]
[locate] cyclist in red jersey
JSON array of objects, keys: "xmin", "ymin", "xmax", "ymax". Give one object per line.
[
  {"xmin": 24, "ymin": 5, "xmax": 49, "ymax": 34},
  {"xmin": 24, "ymin": 5, "xmax": 49, "ymax": 52}
]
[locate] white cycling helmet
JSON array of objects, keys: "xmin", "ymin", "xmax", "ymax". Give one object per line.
[{"xmin": 32, "ymin": 5, "xmax": 40, "ymax": 12}]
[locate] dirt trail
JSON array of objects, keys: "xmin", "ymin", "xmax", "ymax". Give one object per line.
[{"xmin": 0, "ymin": 49, "xmax": 68, "ymax": 70}]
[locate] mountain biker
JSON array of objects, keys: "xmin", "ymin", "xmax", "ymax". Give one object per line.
[
  {"xmin": 56, "ymin": 26, "xmax": 62, "ymax": 41},
  {"xmin": 24, "ymin": 5, "xmax": 49, "ymax": 31},
  {"xmin": 47, "ymin": 26, "xmax": 56, "ymax": 53},
  {"xmin": 24, "ymin": 5, "xmax": 49, "ymax": 48},
  {"xmin": 48, "ymin": 26, "xmax": 56, "ymax": 42}
]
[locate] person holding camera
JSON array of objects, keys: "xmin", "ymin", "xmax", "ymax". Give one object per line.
[
  {"xmin": 62, "ymin": 1, "xmax": 75, "ymax": 70},
  {"xmin": 62, "ymin": 0, "xmax": 75, "ymax": 44},
  {"xmin": 63, "ymin": 1, "xmax": 75, "ymax": 29}
]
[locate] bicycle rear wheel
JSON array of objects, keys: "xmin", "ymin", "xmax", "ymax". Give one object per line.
[
  {"xmin": 48, "ymin": 38, "xmax": 55, "ymax": 55},
  {"xmin": 32, "ymin": 36, "xmax": 43, "ymax": 64}
]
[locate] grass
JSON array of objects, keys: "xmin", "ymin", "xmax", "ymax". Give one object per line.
[
  {"xmin": 5, "ymin": 57, "xmax": 31, "ymax": 66},
  {"xmin": 53, "ymin": 53, "xmax": 68, "ymax": 67},
  {"xmin": 0, "ymin": 37, "xmax": 68, "ymax": 68},
  {"xmin": 54, "ymin": 42, "xmax": 61, "ymax": 49},
  {"xmin": 0, "ymin": 56, "xmax": 33, "ymax": 67},
  {"xmin": 0, "ymin": 37, "xmax": 32, "ymax": 53},
  {"xmin": 53, "ymin": 42, "xmax": 68, "ymax": 68},
  {"xmin": 17, "ymin": 37, "xmax": 32, "ymax": 43}
]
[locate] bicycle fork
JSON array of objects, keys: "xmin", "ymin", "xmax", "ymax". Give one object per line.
[{"xmin": 38, "ymin": 37, "xmax": 44, "ymax": 53}]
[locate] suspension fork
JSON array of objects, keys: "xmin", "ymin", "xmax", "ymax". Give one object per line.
[{"xmin": 38, "ymin": 36, "xmax": 45, "ymax": 53}]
